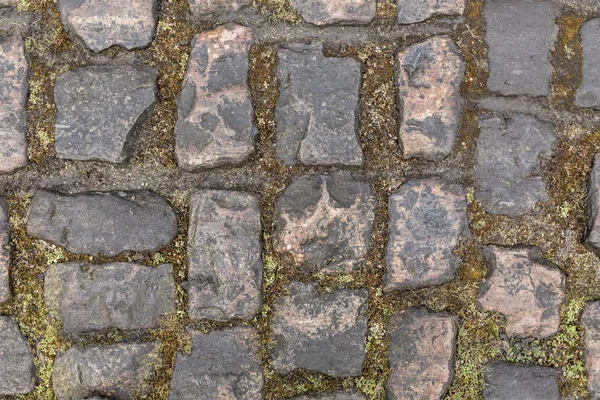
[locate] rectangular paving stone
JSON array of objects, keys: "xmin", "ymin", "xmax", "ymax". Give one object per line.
[
  {"xmin": 45, "ymin": 262, "xmax": 175, "ymax": 333},
  {"xmin": 0, "ymin": 317, "xmax": 36, "ymax": 395},
  {"xmin": 169, "ymin": 327, "xmax": 263, "ymax": 399},
  {"xmin": 585, "ymin": 154, "xmax": 600, "ymax": 254},
  {"xmin": 175, "ymin": 23, "xmax": 256, "ymax": 169},
  {"xmin": 0, "ymin": 201, "xmax": 9, "ymax": 303},
  {"xmin": 397, "ymin": 0, "xmax": 465, "ymax": 24},
  {"xmin": 582, "ymin": 301, "xmax": 600, "ymax": 398},
  {"xmin": 483, "ymin": 363, "xmax": 560, "ymax": 400},
  {"xmin": 577, "ymin": 18, "xmax": 600, "ymax": 108},
  {"xmin": 290, "ymin": 0, "xmax": 376, "ymax": 25},
  {"xmin": 187, "ymin": 0, "xmax": 251, "ymax": 15},
  {"xmin": 188, "ymin": 190, "xmax": 262, "ymax": 322}
]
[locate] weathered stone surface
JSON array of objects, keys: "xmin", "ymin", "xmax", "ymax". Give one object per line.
[
  {"xmin": 291, "ymin": 390, "xmax": 367, "ymax": 400},
  {"xmin": 396, "ymin": 36, "xmax": 464, "ymax": 161},
  {"xmin": 275, "ymin": 43, "xmax": 363, "ymax": 166},
  {"xmin": 188, "ymin": 190, "xmax": 262, "ymax": 322},
  {"xmin": 0, "ymin": 37, "xmax": 28, "ymax": 173},
  {"xmin": 54, "ymin": 65, "xmax": 157, "ymax": 163},
  {"xmin": 397, "ymin": 0, "xmax": 465, "ymax": 24},
  {"xmin": 483, "ymin": 363, "xmax": 560, "ymax": 400},
  {"xmin": 383, "ymin": 178, "xmax": 469, "ymax": 291},
  {"xmin": 57, "ymin": 0, "xmax": 157, "ymax": 52},
  {"xmin": 175, "ymin": 24, "xmax": 256, "ymax": 169},
  {"xmin": 273, "ymin": 174, "xmax": 375, "ymax": 274},
  {"xmin": 53, "ymin": 342, "xmax": 163, "ymax": 399},
  {"xmin": 187, "ymin": 0, "xmax": 251, "ymax": 15},
  {"xmin": 45, "ymin": 262, "xmax": 175, "ymax": 333},
  {"xmin": 576, "ymin": 19, "xmax": 600, "ymax": 108},
  {"xmin": 27, "ymin": 190, "xmax": 178, "ymax": 256},
  {"xmin": 485, "ymin": 0, "xmax": 558, "ymax": 96},
  {"xmin": 386, "ymin": 308, "xmax": 458, "ymax": 400},
  {"xmin": 270, "ymin": 283, "xmax": 368, "ymax": 377},
  {"xmin": 475, "ymin": 114, "xmax": 557, "ymax": 217},
  {"xmin": 585, "ymin": 154, "xmax": 600, "ymax": 254},
  {"xmin": 477, "ymin": 246, "xmax": 565, "ymax": 338},
  {"xmin": 0, "ymin": 317, "xmax": 35, "ymax": 395},
  {"xmin": 290, "ymin": 0, "xmax": 376, "ymax": 25},
  {"xmin": 582, "ymin": 301, "xmax": 600, "ymax": 398},
  {"xmin": 0, "ymin": 201, "xmax": 9, "ymax": 303},
  {"xmin": 0, "ymin": 0, "xmax": 17, "ymax": 6},
  {"xmin": 169, "ymin": 327, "xmax": 262, "ymax": 399}
]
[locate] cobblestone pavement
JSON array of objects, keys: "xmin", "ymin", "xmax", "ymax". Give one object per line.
[{"xmin": 1, "ymin": 0, "xmax": 600, "ymax": 399}]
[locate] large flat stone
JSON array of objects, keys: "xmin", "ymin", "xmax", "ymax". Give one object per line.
[
  {"xmin": 386, "ymin": 308, "xmax": 458, "ymax": 399},
  {"xmin": 175, "ymin": 23, "xmax": 256, "ymax": 169},
  {"xmin": 384, "ymin": 178, "xmax": 469, "ymax": 291},
  {"xmin": 291, "ymin": 390, "xmax": 367, "ymax": 400},
  {"xmin": 475, "ymin": 113, "xmax": 557, "ymax": 217},
  {"xmin": 0, "ymin": 36, "xmax": 28, "ymax": 173},
  {"xmin": 485, "ymin": 0, "xmax": 558, "ymax": 96},
  {"xmin": 45, "ymin": 262, "xmax": 175, "ymax": 333},
  {"xmin": 397, "ymin": 0, "xmax": 465, "ymax": 24},
  {"xmin": 27, "ymin": 190, "xmax": 178, "ymax": 256},
  {"xmin": 477, "ymin": 246, "xmax": 565, "ymax": 338},
  {"xmin": 57, "ymin": 0, "xmax": 157, "ymax": 52},
  {"xmin": 0, "ymin": 201, "xmax": 9, "ymax": 303},
  {"xmin": 53, "ymin": 342, "xmax": 163, "ymax": 399},
  {"xmin": 397, "ymin": 36, "xmax": 464, "ymax": 161},
  {"xmin": 483, "ymin": 363, "xmax": 560, "ymax": 400},
  {"xmin": 585, "ymin": 153, "xmax": 600, "ymax": 254},
  {"xmin": 188, "ymin": 190, "xmax": 262, "ymax": 322},
  {"xmin": 275, "ymin": 43, "xmax": 363, "ymax": 166},
  {"xmin": 582, "ymin": 301, "xmax": 600, "ymax": 398},
  {"xmin": 270, "ymin": 283, "xmax": 368, "ymax": 377},
  {"xmin": 186, "ymin": 0, "xmax": 251, "ymax": 15},
  {"xmin": 0, "ymin": 317, "xmax": 36, "ymax": 395},
  {"xmin": 577, "ymin": 19, "xmax": 600, "ymax": 108},
  {"xmin": 54, "ymin": 65, "xmax": 157, "ymax": 163},
  {"xmin": 273, "ymin": 174, "xmax": 375, "ymax": 274},
  {"xmin": 290, "ymin": 0, "xmax": 376, "ymax": 25},
  {"xmin": 169, "ymin": 327, "xmax": 263, "ymax": 399}
]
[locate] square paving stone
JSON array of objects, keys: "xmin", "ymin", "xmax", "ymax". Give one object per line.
[
  {"xmin": 289, "ymin": 0, "xmax": 376, "ymax": 25},
  {"xmin": 0, "ymin": 200, "xmax": 9, "ymax": 303},
  {"xmin": 386, "ymin": 308, "xmax": 458, "ymax": 399},
  {"xmin": 57, "ymin": 0, "xmax": 157, "ymax": 51},
  {"xmin": 187, "ymin": 0, "xmax": 251, "ymax": 15},
  {"xmin": 273, "ymin": 174, "xmax": 375, "ymax": 274},
  {"xmin": 269, "ymin": 283, "xmax": 368, "ymax": 377},
  {"xmin": 581, "ymin": 301, "xmax": 600, "ymax": 398},
  {"xmin": 175, "ymin": 23, "xmax": 256, "ymax": 169},
  {"xmin": 169, "ymin": 327, "xmax": 263, "ymax": 399},
  {"xmin": 584, "ymin": 153, "xmax": 600, "ymax": 254},
  {"xmin": 397, "ymin": 0, "xmax": 465, "ymax": 24},
  {"xmin": 485, "ymin": 0, "xmax": 558, "ymax": 96},
  {"xmin": 188, "ymin": 190, "xmax": 262, "ymax": 322},
  {"xmin": 483, "ymin": 362, "xmax": 560, "ymax": 400},
  {"xmin": 54, "ymin": 65, "xmax": 157, "ymax": 163},
  {"xmin": 0, "ymin": 317, "xmax": 36, "ymax": 395},
  {"xmin": 577, "ymin": 18, "xmax": 600, "ymax": 108},
  {"xmin": 275, "ymin": 43, "xmax": 363, "ymax": 166}
]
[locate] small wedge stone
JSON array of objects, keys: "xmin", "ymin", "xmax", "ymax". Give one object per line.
[{"xmin": 0, "ymin": 317, "xmax": 36, "ymax": 395}]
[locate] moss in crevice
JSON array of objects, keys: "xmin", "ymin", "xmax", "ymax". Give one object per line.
[
  {"xmin": 454, "ymin": 0, "xmax": 487, "ymax": 96},
  {"xmin": 253, "ymin": 0, "xmax": 302, "ymax": 24}
]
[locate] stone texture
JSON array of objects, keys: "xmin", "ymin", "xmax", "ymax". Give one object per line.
[
  {"xmin": 397, "ymin": 0, "xmax": 465, "ymax": 24},
  {"xmin": 582, "ymin": 301, "xmax": 600, "ymax": 398},
  {"xmin": 270, "ymin": 283, "xmax": 368, "ymax": 377},
  {"xmin": 386, "ymin": 308, "xmax": 458, "ymax": 400},
  {"xmin": 187, "ymin": 0, "xmax": 251, "ymax": 15},
  {"xmin": 53, "ymin": 342, "xmax": 163, "ymax": 399},
  {"xmin": 27, "ymin": 190, "xmax": 178, "ymax": 256},
  {"xmin": 275, "ymin": 43, "xmax": 363, "ymax": 166},
  {"xmin": 273, "ymin": 174, "xmax": 375, "ymax": 274},
  {"xmin": 0, "ymin": 201, "xmax": 9, "ymax": 303},
  {"xmin": 383, "ymin": 178, "xmax": 469, "ymax": 291},
  {"xmin": 475, "ymin": 113, "xmax": 557, "ymax": 217},
  {"xmin": 0, "ymin": 0, "xmax": 17, "ymax": 6},
  {"xmin": 188, "ymin": 190, "xmax": 262, "ymax": 322},
  {"xmin": 54, "ymin": 65, "xmax": 157, "ymax": 163},
  {"xmin": 291, "ymin": 390, "xmax": 367, "ymax": 400},
  {"xmin": 57, "ymin": 0, "xmax": 157, "ymax": 52},
  {"xmin": 396, "ymin": 36, "xmax": 464, "ymax": 161},
  {"xmin": 477, "ymin": 246, "xmax": 565, "ymax": 338},
  {"xmin": 290, "ymin": 0, "xmax": 376, "ymax": 25},
  {"xmin": 0, "ymin": 317, "xmax": 35, "ymax": 395},
  {"xmin": 485, "ymin": 0, "xmax": 558, "ymax": 96},
  {"xmin": 0, "ymin": 36, "xmax": 28, "ymax": 173},
  {"xmin": 585, "ymin": 154, "xmax": 600, "ymax": 254},
  {"xmin": 45, "ymin": 262, "xmax": 175, "ymax": 333},
  {"xmin": 483, "ymin": 363, "xmax": 560, "ymax": 400},
  {"xmin": 169, "ymin": 327, "xmax": 262, "ymax": 399},
  {"xmin": 175, "ymin": 23, "xmax": 256, "ymax": 169},
  {"xmin": 576, "ymin": 19, "xmax": 600, "ymax": 108}
]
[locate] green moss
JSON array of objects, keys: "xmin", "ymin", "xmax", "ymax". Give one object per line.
[{"xmin": 253, "ymin": 0, "xmax": 302, "ymax": 24}]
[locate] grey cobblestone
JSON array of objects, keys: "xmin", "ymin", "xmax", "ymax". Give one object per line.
[
  {"xmin": 290, "ymin": 0, "xmax": 376, "ymax": 25},
  {"xmin": 0, "ymin": 317, "xmax": 36, "ymax": 395},
  {"xmin": 397, "ymin": 0, "xmax": 465, "ymax": 24},
  {"xmin": 483, "ymin": 363, "xmax": 560, "ymax": 400}
]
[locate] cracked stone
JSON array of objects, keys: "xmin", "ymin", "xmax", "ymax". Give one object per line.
[
  {"xmin": 397, "ymin": 0, "xmax": 465, "ymax": 24},
  {"xmin": 291, "ymin": 390, "xmax": 367, "ymax": 400},
  {"xmin": 270, "ymin": 282, "xmax": 368, "ymax": 377},
  {"xmin": 0, "ymin": 36, "xmax": 28, "ymax": 173},
  {"xmin": 273, "ymin": 174, "xmax": 375, "ymax": 274},
  {"xmin": 169, "ymin": 327, "xmax": 262, "ymax": 399},
  {"xmin": 477, "ymin": 246, "xmax": 565, "ymax": 338},
  {"xmin": 582, "ymin": 301, "xmax": 600, "ymax": 398},
  {"xmin": 45, "ymin": 262, "xmax": 175, "ymax": 333},
  {"xmin": 483, "ymin": 363, "xmax": 560, "ymax": 400},
  {"xmin": 485, "ymin": 0, "xmax": 558, "ymax": 96},
  {"xmin": 290, "ymin": 0, "xmax": 376, "ymax": 25},
  {"xmin": 54, "ymin": 65, "xmax": 157, "ymax": 163},
  {"xmin": 577, "ymin": 19, "xmax": 600, "ymax": 108},
  {"xmin": 53, "ymin": 342, "xmax": 163, "ymax": 400},
  {"xmin": 0, "ymin": 201, "xmax": 8, "ymax": 303},
  {"xmin": 186, "ymin": 0, "xmax": 251, "ymax": 15},
  {"xmin": 275, "ymin": 43, "xmax": 363, "ymax": 166},
  {"xmin": 57, "ymin": 0, "xmax": 157, "ymax": 52},
  {"xmin": 384, "ymin": 178, "xmax": 469, "ymax": 291},
  {"xmin": 27, "ymin": 190, "xmax": 178, "ymax": 256},
  {"xmin": 0, "ymin": 317, "xmax": 36, "ymax": 395},
  {"xmin": 396, "ymin": 36, "xmax": 464, "ymax": 161},
  {"xmin": 175, "ymin": 23, "xmax": 256, "ymax": 169},
  {"xmin": 188, "ymin": 190, "xmax": 262, "ymax": 322},
  {"xmin": 475, "ymin": 113, "xmax": 557, "ymax": 217},
  {"xmin": 584, "ymin": 154, "xmax": 600, "ymax": 254},
  {"xmin": 386, "ymin": 308, "xmax": 458, "ymax": 399}
]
